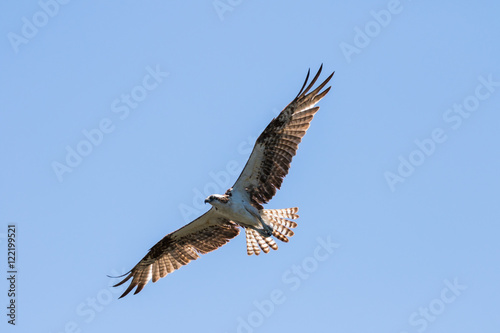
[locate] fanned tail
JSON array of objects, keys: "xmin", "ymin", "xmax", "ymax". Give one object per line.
[{"xmin": 244, "ymin": 207, "xmax": 299, "ymax": 256}]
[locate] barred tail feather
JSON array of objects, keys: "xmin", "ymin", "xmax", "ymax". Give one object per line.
[
  {"xmin": 246, "ymin": 228, "xmax": 261, "ymax": 255},
  {"xmin": 244, "ymin": 207, "xmax": 299, "ymax": 256},
  {"xmin": 245, "ymin": 228, "xmax": 279, "ymax": 255},
  {"xmin": 264, "ymin": 207, "xmax": 299, "ymax": 243},
  {"xmin": 265, "ymin": 207, "xmax": 299, "ymax": 220}
]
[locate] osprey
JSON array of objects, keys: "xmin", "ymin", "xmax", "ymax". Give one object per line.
[{"xmin": 112, "ymin": 66, "xmax": 334, "ymax": 298}]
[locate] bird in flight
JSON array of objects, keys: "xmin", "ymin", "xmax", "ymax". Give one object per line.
[{"xmin": 112, "ymin": 65, "xmax": 334, "ymax": 298}]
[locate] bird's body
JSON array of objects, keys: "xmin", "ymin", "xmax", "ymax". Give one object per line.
[
  {"xmin": 206, "ymin": 189, "xmax": 272, "ymax": 236},
  {"xmin": 112, "ymin": 65, "xmax": 335, "ymax": 298},
  {"xmin": 208, "ymin": 192, "xmax": 261, "ymax": 228}
]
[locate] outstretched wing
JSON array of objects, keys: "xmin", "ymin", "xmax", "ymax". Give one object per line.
[
  {"xmin": 232, "ymin": 65, "xmax": 334, "ymax": 208},
  {"xmin": 112, "ymin": 209, "xmax": 240, "ymax": 298}
]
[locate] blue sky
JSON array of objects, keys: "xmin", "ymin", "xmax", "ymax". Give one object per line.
[{"xmin": 1, "ymin": 1, "xmax": 499, "ymax": 332}]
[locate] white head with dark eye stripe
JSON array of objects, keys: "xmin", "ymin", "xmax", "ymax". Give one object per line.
[{"xmin": 204, "ymin": 194, "xmax": 229, "ymax": 207}]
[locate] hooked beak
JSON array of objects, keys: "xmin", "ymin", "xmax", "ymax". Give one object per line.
[{"xmin": 204, "ymin": 199, "xmax": 209, "ymax": 204}]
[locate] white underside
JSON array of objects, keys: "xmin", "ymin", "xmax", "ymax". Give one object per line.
[{"xmin": 212, "ymin": 191, "xmax": 264, "ymax": 229}]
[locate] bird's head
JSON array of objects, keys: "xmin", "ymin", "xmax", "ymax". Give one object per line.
[
  {"xmin": 204, "ymin": 195, "xmax": 216, "ymax": 204},
  {"xmin": 204, "ymin": 194, "xmax": 229, "ymax": 206}
]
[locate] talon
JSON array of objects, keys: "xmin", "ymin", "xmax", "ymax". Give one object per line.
[{"xmin": 263, "ymin": 223, "xmax": 273, "ymax": 237}]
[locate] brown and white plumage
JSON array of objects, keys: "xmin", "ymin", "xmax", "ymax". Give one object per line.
[
  {"xmin": 112, "ymin": 66, "xmax": 334, "ymax": 298},
  {"xmin": 232, "ymin": 65, "xmax": 334, "ymax": 208},
  {"xmin": 244, "ymin": 208, "xmax": 299, "ymax": 255},
  {"xmin": 113, "ymin": 209, "xmax": 239, "ymax": 298}
]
